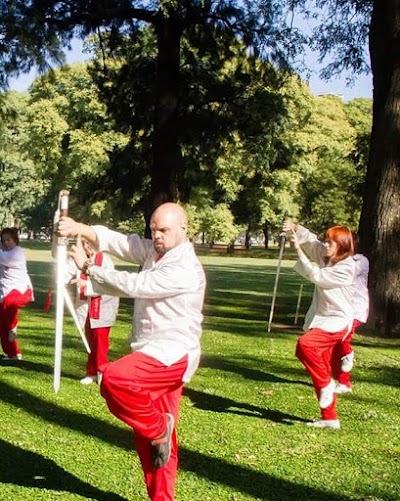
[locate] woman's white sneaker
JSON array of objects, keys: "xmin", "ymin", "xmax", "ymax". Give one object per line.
[
  {"xmin": 306, "ymin": 419, "xmax": 340, "ymax": 429},
  {"xmin": 335, "ymin": 383, "xmax": 352, "ymax": 394},
  {"xmin": 341, "ymin": 351, "xmax": 354, "ymax": 372}
]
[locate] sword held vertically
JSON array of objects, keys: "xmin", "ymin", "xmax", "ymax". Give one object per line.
[
  {"xmin": 53, "ymin": 190, "xmax": 70, "ymax": 393},
  {"xmin": 267, "ymin": 212, "xmax": 288, "ymax": 333}
]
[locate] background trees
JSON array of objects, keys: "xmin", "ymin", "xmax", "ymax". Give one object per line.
[
  {"xmin": 25, "ymin": 64, "xmax": 129, "ymax": 225},
  {"xmin": 2, "ymin": 58, "xmax": 370, "ymax": 246},
  {"xmin": 0, "ymin": 0, "xmax": 300, "ymax": 213},
  {"xmin": 0, "ymin": 91, "xmax": 46, "ymax": 229},
  {"xmin": 87, "ymin": 28, "xmax": 288, "ymax": 224},
  {"xmin": 3, "ymin": 0, "xmax": 400, "ymax": 336}
]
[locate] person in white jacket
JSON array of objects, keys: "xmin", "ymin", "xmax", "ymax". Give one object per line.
[
  {"xmin": 0, "ymin": 227, "xmax": 34, "ymax": 360},
  {"xmin": 65, "ymin": 239, "xmax": 119, "ymax": 384},
  {"xmin": 332, "ymin": 234, "xmax": 369, "ymax": 394},
  {"xmin": 57, "ymin": 202, "xmax": 206, "ymax": 501},
  {"xmin": 283, "ymin": 220, "xmax": 356, "ymax": 430}
]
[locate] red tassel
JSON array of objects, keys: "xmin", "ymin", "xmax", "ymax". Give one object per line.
[{"xmin": 44, "ymin": 288, "xmax": 53, "ymax": 312}]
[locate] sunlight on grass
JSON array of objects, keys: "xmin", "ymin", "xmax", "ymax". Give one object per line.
[{"xmin": 0, "ymin": 244, "xmax": 398, "ymax": 500}]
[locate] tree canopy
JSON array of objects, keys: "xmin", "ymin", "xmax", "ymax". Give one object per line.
[
  {"xmin": 0, "ymin": 0, "xmax": 303, "ymax": 212},
  {"xmin": 0, "ymin": 91, "xmax": 47, "ymax": 229}
]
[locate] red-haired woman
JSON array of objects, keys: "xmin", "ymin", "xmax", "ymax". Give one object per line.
[
  {"xmin": 0, "ymin": 227, "xmax": 34, "ymax": 360},
  {"xmin": 283, "ymin": 220, "xmax": 356, "ymax": 429}
]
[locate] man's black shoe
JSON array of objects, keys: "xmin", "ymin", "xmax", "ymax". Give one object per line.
[{"xmin": 151, "ymin": 413, "xmax": 174, "ymax": 469}]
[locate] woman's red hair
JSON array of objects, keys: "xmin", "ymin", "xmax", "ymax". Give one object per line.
[{"xmin": 324, "ymin": 226, "xmax": 354, "ymax": 265}]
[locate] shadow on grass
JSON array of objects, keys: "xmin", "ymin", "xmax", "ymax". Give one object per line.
[
  {"xmin": 184, "ymin": 388, "xmax": 308, "ymax": 424},
  {"xmin": 0, "ymin": 380, "xmax": 345, "ymax": 501},
  {"xmin": 1, "ymin": 357, "xmax": 56, "ymax": 375},
  {"xmin": 204, "ymin": 315, "xmax": 269, "ymax": 337},
  {"xmin": 354, "ymin": 364, "xmax": 400, "ymax": 388},
  {"xmin": 180, "ymin": 448, "xmax": 350, "ymax": 501},
  {"xmin": 0, "ymin": 380, "xmax": 133, "ymax": 451},
  {"xmin": 1, "ymin": 358, "xmax": 92, "ymax": 388},
  {"xmin": 0, "ymin": 438, "xmax": 128, "ymax": 501},
  {"xmin": 353, "ymin": 338, "xmax": 400, "ymax": 350},
  {"xmin": 200, "ymin": 354, "xmax": 310, "ymax": 386}
]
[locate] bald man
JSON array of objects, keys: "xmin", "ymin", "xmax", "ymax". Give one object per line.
[{"xmin": 57, "ymin": 203, "xmax": 206, "ymax": 501}]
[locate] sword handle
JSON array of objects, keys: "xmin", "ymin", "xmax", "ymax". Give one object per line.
[{"xmin": 59, "ymin": 190, "xmax": 70, "ymax": 217}]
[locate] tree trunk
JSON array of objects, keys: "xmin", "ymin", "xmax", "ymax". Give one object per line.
[
  {"xmin": 359, "ymin": 0, "xmax": 400, "ymax": 336},
  {"xmin": 150, "ymin": 16, "xmax": 182, "ymax": 211},
  {"xmin": 263, "ymin": 220, "xmax": 269, "ymax": 249},
  {"xmin": 245, "ymin": 228, "xmax": 251, "ymax": 250}
]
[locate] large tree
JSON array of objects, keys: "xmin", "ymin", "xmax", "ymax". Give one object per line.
[
  {"xmin": 282, "ymin": 0, "xmax": 400, "ymax": 335},
  {"xmin": 0, "ymin": 0, "xmax": 298, "ymax": 213},
  {"xmin": 87, "ymin": 27, "xmax": 288, "ymax": 222},
  {"xmin": 357, "ymin": 1, "xmax": 400, "ymax": 335}
]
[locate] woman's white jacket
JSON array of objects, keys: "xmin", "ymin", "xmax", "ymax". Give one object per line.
[{"xmin": 293, "ymin": 225, "xmax": 356, "ymax": 334}]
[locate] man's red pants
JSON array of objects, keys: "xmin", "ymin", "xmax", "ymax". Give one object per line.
[
  {"xmin": 100, "ymin": 351, "xmax": 188, "ymax": 501},
  {"xmin": 0, "ymin": 288, "xmax": 32, "ymax": 357},
  {"xmin": 296, "ymin": 327, "xmax": 348, "ymax": 420}
]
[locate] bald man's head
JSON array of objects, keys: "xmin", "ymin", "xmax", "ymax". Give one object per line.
[{"xmin": 150, "ymin": 203, "xmax": 188, "ymax": 254}]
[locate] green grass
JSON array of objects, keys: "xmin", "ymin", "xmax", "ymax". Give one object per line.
[{"xmin": 1, "ymin": 244, "xmax": 399, "ymax": 500}]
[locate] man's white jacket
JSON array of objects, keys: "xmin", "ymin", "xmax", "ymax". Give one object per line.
[{"xmin": 87, "ymin": 227, "xmax": 206, "ymax": 382}]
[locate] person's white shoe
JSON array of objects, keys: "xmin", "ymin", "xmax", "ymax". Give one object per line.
[
  {"xmin": 306, "ymin": 419, "xmax": 340, "ymax": 429},
  {"xmin": 335, "ymin": 383, "xmax": 352, "ymax": 394},
  {"xmin": 341, "ymin": 351, "xmax": 354, "ymax": 372},
  {"xmin": 319, "ymin": 380, "xmax": 336, "ymax": 409},
  {"xmin": 2, "ymin": 354, "xmax": 22, "ymax": 361},
  {"xmin": 80, "ymin": 376, "xmax": 96, "ymax": 385}
]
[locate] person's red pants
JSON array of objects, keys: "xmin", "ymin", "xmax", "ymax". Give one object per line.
[
  {"xmin": 100, "ymin": 351, "xmax": 188, "ymax": 501},
  {"xmin": 296, "ymin": 327, "xmax": 348, "ymax": 420},
  {"xmin": 84, "ymin": 318, "xmax": 110, "ymax": 376},
  {"xmin": 0, "ymin": 288, "xmax": 32, "ymax": 357}
]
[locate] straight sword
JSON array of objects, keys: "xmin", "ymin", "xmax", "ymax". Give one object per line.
[
  {"xmin": 267, "ymin": 212, "xmax": 288, "ymax": 332},
  {"xmin": 53, "ymin": 190, "xmax": 69, "ymax": 393}
]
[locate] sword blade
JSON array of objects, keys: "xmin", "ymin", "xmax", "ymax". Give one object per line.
[
  {"xmin": 63, "ymin": 286, "xmax": 91, "ymax": 354},
  {"xmin": 53, "ymin": 244, "xmax": 67, "ymax": 393}
]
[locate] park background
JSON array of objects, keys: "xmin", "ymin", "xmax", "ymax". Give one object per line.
[{"xmin": 1, "ymin": 1, "xmax": 400, "ymax": 499}]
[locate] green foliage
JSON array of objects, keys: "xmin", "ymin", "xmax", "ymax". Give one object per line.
[
  {"xmin": 24, "ymin": 99, "xmax": 69, "ymax": 174},
  {"xmin": 88, "ymin": 27, "xmax": 288, "ymax": 210},
  {"xmin": 183, "ymin": 203, "xmax": 203, "ymax": 241},
  {"xmin": 25, "ymin": 64, "xmax": 130, "ymax": 223},
  {"xmin": 1, "ymin": 2, "xmax": 374, "ymax": 240},
  {"xmin": 116, "ymin": 213, "xmax": 146, "ymax": 236},
  {"xmin": 301, "ymin": 157, "xmax": 363, "ymax": 231},
  {"xmin": 202, "ymin": 203, "xmax": 241, "ymax": 244},
  {"xmin": 344, "ymin": 98, "xmax": 372, "ymax": 180},
  {"xmin": 275, "ymin": 91, "xmax": 370, "ymax": 233},
  {"xmin": 0, "ymin": 90, "xmax": 47, "ymax": 228}
]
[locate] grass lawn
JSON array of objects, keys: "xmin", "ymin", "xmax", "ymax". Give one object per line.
[{"xmin": 0, "ymin": 242, "xmax": 399, "ymax": 500}]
